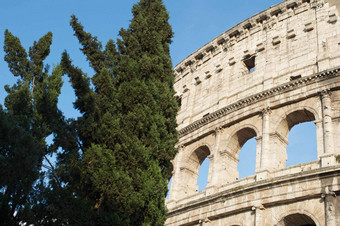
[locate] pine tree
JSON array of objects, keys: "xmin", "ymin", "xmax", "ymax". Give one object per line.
[
  {"xmin": 55, "ymin": 0, "xmax": 178, "ymax": 224},
  {"xmin": 0, "ymin": 30, "xmax": 63, "ymax": 224}
]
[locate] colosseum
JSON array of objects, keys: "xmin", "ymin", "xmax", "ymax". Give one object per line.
[{"xmin": 166, "ymin": 0, "xmax": 340, "ymax": 225}]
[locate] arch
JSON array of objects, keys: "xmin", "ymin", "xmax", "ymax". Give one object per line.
[
  {"xmin": 275, "ymin": 210, "xmax": 320, "ymax": 226},
  {"xmin": 224, "ymin": 126, "xmax": 258, "ymax": 181},
  {"xmin": 273, "ymin": 108, "xmax": 318, "ymax": 169},
  {"xmin": 227, "ymin": 125, "xmax": 259, "ymax": 155},
  {"xmin": 276, "ymin": 107, "xmax": 317, "ymax": 139},
  {"xmin": 188, "ymin": 143, "xmax": 213, "ymax": 162},
  {"xmin": 177, "ymin": 145, "xmax": 211, "ymax": 196}
]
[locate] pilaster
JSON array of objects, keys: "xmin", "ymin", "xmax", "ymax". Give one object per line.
[
  {"xmin": 320, "ymin": 90, "xmax": 336, "ymax": 166},
  {"xmin": 321, "ymin": 187, "xmax": 337, "ymax": 226}
]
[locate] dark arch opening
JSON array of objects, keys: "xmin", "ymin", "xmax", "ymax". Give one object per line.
[
  {"xmin": 278, "ymin": 213, "xmax": 316, "ymax": 226},
  {"xmin": 286, "ymin": 110, "xmax": 315, "ymax": 129},
  {"xmin": 236, "ymin": 127, "xmax": 257, "ymax": 148},
  {"xmin": 278, "ymin": 109, "xmax": 316, "ymax": 138}
]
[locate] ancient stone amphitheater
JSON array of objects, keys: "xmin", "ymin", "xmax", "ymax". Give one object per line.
[{"xmin": 166, "ymin": 0, "xmax": 340, "ymax": 225}]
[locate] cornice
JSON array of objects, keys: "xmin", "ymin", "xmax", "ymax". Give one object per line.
[{"xmin": 178, "ymin": 67, "xmax": 340, "ymax": 138}]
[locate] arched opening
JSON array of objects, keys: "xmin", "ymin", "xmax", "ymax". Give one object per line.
[
  {"xmin": 238, "ymin": 137, "xmax": 257, "ymax": 179},
  {"xmin": 197, "ymin": 158, "xmax": 210, "ymax": 191},
  {"xmin": 180, "ymin": 145, "xmax": 210, "ymax": 196},
  {"xmin": 226, "ymin": 127, "xmax": 257, "ymax": 181},
  {"xmin": 270, "ymin": 108, "xmax": 316, "ymax": 169},
  {"xmin": 286, "ymin": 121, "xmax": 317, "ymax": 167},
  {"xmin": 277, "ymin": 109, "xmax": 316, "ymax": 139},
  {"xmin": 276, "ymin": 213, "xmax": 317, "ymax": 226},
  {"xmin": 189, "ymin": 146, "xmax": 210, "ymax": 192}
]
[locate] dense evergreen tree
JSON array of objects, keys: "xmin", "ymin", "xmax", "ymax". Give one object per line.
[
  {"xmin": 54, "ymin": 0, "xmax": 178, "ymax": 224},
  {"xmin": 1, "ymin": 0, "xmax": 177, "ymax": 224},
  {"xmin": 0, "ymin": 30, "xmax": 63, "ymax": 225}
]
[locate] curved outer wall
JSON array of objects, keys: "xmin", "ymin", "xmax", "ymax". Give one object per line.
[{"xmin": 167, "ymin": 0, "xmax": 340, "ymax": 225}]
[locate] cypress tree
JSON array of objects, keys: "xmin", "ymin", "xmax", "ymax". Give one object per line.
[
  {"xmin": 1, "ymin": 30, "xmax": 63, "ymax": 225},
  {"xmin": 116, "ymin": 0, "xmax": 178, "ymax": 223},
  {"xmin": 55, "ymin": 0, "xmax": 178, "ymax": 224}
]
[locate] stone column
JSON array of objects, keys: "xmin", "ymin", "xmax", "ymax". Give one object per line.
[
  {"xmin": 168, "ymin": 145, "xmax": 185, "ymax": 201},
  {"xmin": 257, "ymin": 107, "xmax": 271, "ymax": 180},
  {"xmin": 211, "ymin": 126, "xmax": 240, "ymax": 185},
  {"xmin": 322, "ymin": 187, "xmax": 337, "ymax": 226},
  {"xmin": 209, "ymin": 127, "xmax": 223, "ymax": 189},
  {"xmin": 205, "ymin": 153, "xmax": 216, "ymax": 195},
  {"xmin": 321, "ymin": 90, "xmax": 334, "ymax": 153},
  {"xmin": 261, "ymin": 107, "xmax": 271, "ymax": 169},
  {"xmin": 320, "ymin": 90, "xmax": 335, "ymax": 166},
  {"xmin": 207, "ymin": 154, "xmax": 214, "ymax": 185},
  {"xmin": 252, "ymin": 204, "xmax": 265, "ymax": 226},
  {"xmin": 255, "ymin": 136, "xmax": 262, "ymax": 173},
  {"xmin": 314, "ymin": 120, "xmax": 324, "ymax": 157}
]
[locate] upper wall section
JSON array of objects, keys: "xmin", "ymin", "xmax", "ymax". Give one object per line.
[{"xmin": 174, "ymin": 0, "xmax": 340, "ymax": 131}]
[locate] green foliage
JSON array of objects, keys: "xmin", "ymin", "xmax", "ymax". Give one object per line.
[
  {"xmin": 1, "ymin": 0, "xmax": 178, "ymax": 225},
  {"xmin": 0, "ymin": 110, "xmax": 41, "ymax": 225},
  {"xmin": 1, "ymin": 30, "xmax": 63, "ymax": 224},
  {"xmin": 54, "ymin": 0, "xmax": 178, "ymax": 224}
]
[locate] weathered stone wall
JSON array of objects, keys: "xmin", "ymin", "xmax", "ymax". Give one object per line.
[{"xmin": 167, "ymin": 0, "xmax": 340, "ymax": 225}]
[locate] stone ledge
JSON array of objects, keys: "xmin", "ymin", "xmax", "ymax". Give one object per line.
[
  {"xmin": 178, "ymin": 66, "xmax": 340, "ymax": 138},
  {"xmin": 167, "ymin": 164, "xmax": 340, "ymax": 213}
]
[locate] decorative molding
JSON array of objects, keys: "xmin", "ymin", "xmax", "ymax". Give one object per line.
[
  {"xmin": 262, "ymin": 106, "xmax": 272, "ymax": 115},
  {"xmin": 321, "ymin": 186, "xmax": 336, "ymax": 199},
  {"xmin": 178, "ymin": 67, "xmax": 340, "ymax": 138},
  {"xmin": 214, "ymin": 126, "xmax": 224, "ymax": 135},
  {"xmin": 320, "ymin": 89, "xmax": 332, "ymax": 98},
  {"xmin": 178, "ymin": 144, "xmax": 186, "ymax": 152}
]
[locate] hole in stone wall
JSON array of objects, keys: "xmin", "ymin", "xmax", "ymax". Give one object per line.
[
  {"xmin": 237, "ymin": 137, "xmax": 257, "ymax": 179},
  {"xmin": 176, "ymin": 95, "xmax": 182, "ymax": 108},
  {"xmin": 286, "ymin": 121, "xmax": 317, "ymax": 167},
  {"xmin": 290, "ymin": 75, "xmax": 301, "ymax": 81},
  {"xmin": 197, "ymin": 158, "xmax": 210, "ymax": 191},
  {"xmin": 243, "ymin": 55, "xmax": 255, "ymax": 73}
]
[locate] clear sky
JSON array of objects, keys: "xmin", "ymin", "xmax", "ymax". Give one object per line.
[{"xmin": 0, "ymin": 0, "xmax": 317, "ymax": 193}]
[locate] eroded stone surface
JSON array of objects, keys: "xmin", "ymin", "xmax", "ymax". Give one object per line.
[{"xmin": 167, "ymin": 0, "xmax": 340, "ymax": 225}]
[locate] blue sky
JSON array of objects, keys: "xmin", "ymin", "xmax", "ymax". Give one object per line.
[
  {"xmin": 0, "ymin": 0, "xmax": 317, "ymax": 192},
  {"xmin": 0, "ymin": 0, "xmax": 284, "ymax": 116}
]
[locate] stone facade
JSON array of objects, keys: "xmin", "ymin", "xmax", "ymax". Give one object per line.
[{"xmin": 166, "ymin": 0, "xmax": 340, "ymax": 225}]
